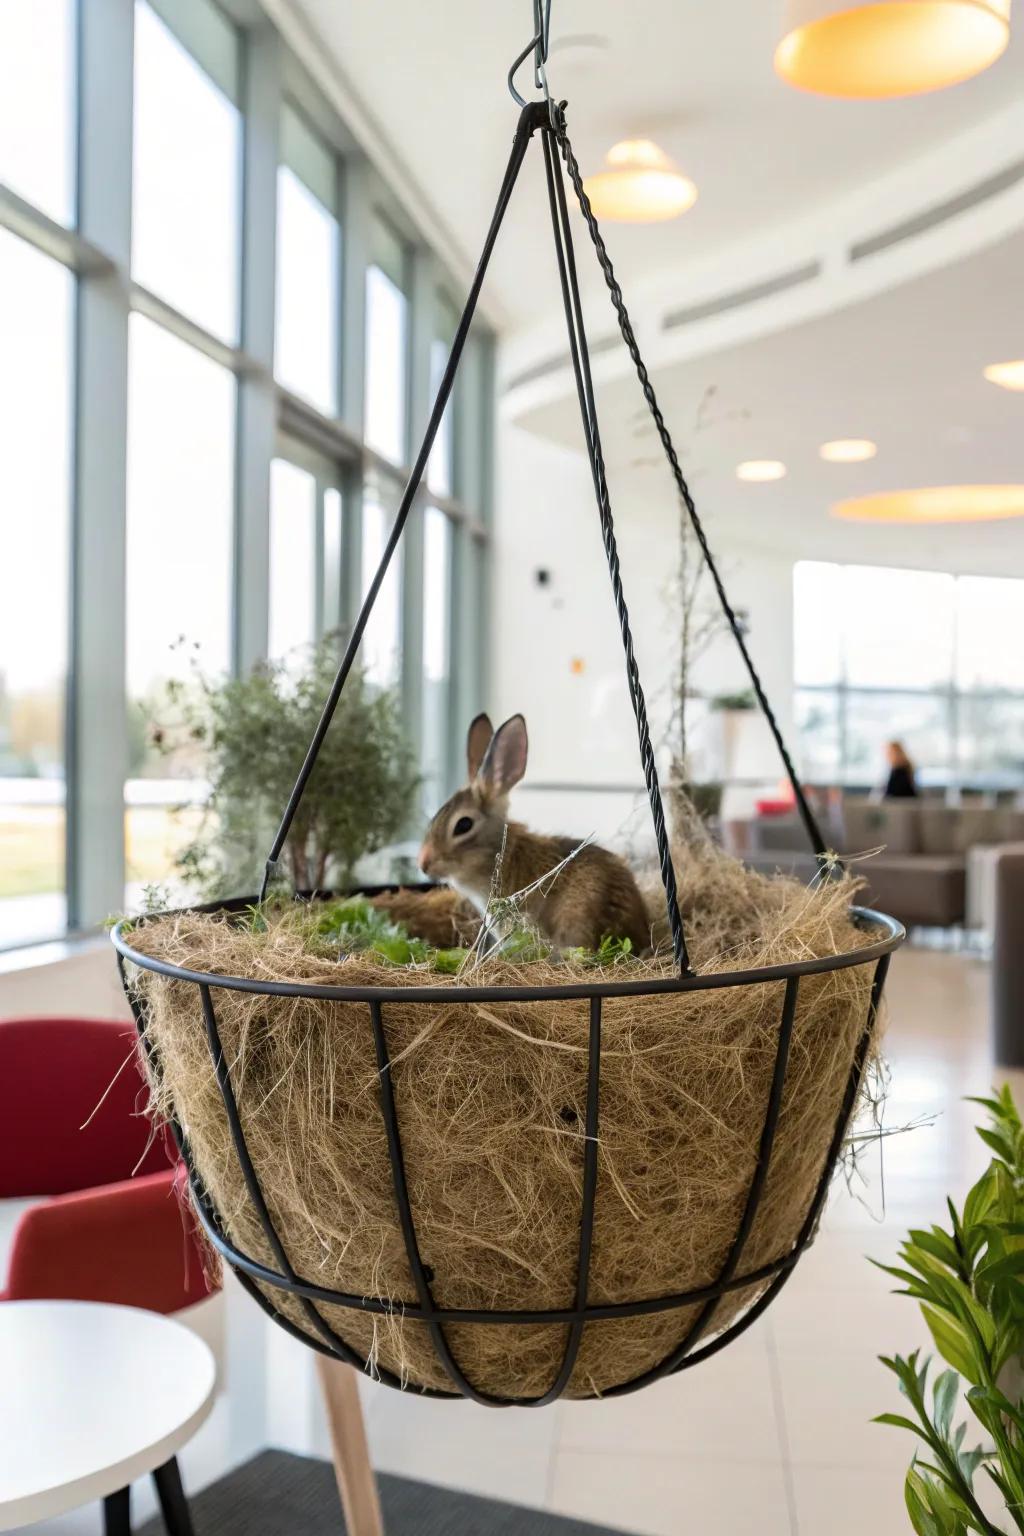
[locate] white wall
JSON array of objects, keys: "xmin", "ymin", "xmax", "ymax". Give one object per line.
[
  {"xmin": 490, "ymin": 419, "xmax": 799, "ymax": 850},
  {"xmin": 0, "ymin": 940, "xmax": 132, "ymax": 1021}
]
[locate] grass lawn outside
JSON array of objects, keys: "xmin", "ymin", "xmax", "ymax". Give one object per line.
[
  {"xmin": 0, "ymin": 803, "xmax": 207, "ymax": 900},
  {"xmin": 0, "ymin": 808, "xmax": 64, "ymax": 898}
]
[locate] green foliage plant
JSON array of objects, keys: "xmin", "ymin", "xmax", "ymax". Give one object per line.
[
  {"xmin": 153, "ymin": 635, "xmax": 419, "ymax": 899},
  {"xmin": 875, "ymin": 1086, "xmax": 1024, "ymax": 1535}
]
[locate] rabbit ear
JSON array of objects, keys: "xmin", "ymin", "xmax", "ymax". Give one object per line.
[
  {"xmin": 466, "ymin": 714, "xmax": 494, "ymax": 781},
  {"xmin": 477, "ymin": 715, "xmax": 528, "ymax": 801}
]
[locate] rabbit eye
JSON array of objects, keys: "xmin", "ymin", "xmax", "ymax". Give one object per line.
[{"xmin": 453, "ymin": 815, "xmax": 474, "ymax": 837}]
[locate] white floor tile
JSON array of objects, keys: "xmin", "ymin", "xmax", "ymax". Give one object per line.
[
  {"xmin": 366, "ymin": 1392, "xmax": 557, "ymax": 1508},
  {"xmin": 556, "ymin": 1347, "xmax": 783, "ymax": 1463},
  {"xmin": 774, "ymin": 1345, "xmax": 920, "ymax": 1473},
  {"xmin": 549, "ymin": 1449, "xmax": 792, "ymax": 1536},
  {"xmin": 767, "ymin": 1254, "xmax": 933, "ymax": 1360},
  {"xmin": 791, "ymin": 1463, "xmax": 909, "ymax": 1536}
]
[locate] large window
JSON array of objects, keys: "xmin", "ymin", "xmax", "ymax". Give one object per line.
[
  {"xmin": 275, "ymin": 106, "xmax": 340, "ymax": 415},
  {"xmin": 125, "ymin": 314, "xmax": 235, "ymax": 901},
  {"xmin": 428, "ymin": 295, "xmax": 459, "ymax": 498},
  {"xmin": 132, "ymin": 0, "xmax": 242, "ymax": 341},
  {"xmin": 361, "ymin": 483, "xmax": 403, "ymax": 687},
  {"xmin": 126, "ymin": 316, "xmax": 235, "ymax": 717},
  {"xmin": 794, "ymin": 561, "xmax": 1024, "ymax": 788},
  {"xmin": 422, "ymin": 507, "xmax": 452, "ymax": 807},
  {"xmin": 269, "ymin": 458, "xmax": 319, "ymax": 663},
  {"xmin": 0, "ymin": 1, "xmax": 493, "ymax": 948},
  {"xmin": 0, "ymin": 0, "xmax": 76, "ymax": 226},
  {"xmin": 0, "ymin": 231, "xmax": 73, "ymax": 947},
  {"xmin": 364, "ymin": 220, "xmax": 409, "ymax": 465}
]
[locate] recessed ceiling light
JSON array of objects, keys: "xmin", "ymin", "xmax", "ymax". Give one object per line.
[
  {"xmin": 775, "ymin": 0, "xmax": 1010, "ymax": 99},
  {"xmin": 983, "ymin": 360, "xmax": 1024, "ymax": 392},
  {"xmin": 736, "ymin": 460, "xmax": 787, "ymax": 483},
  {"xmin": 583, "ymin": 140, "xmax": 697, "ymax": 224},
  {"xmin": 833, "ymin": 485, "xmax": 1024, "ymax": 524},
  {"xmin": 820, "ymin": 438, "xmax": 878, "ymax": 463}
]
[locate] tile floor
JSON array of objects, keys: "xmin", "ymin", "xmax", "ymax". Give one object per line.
[{"xmin": 16, "ymin": 943, "xmax": 1013, "ymax": 1535}]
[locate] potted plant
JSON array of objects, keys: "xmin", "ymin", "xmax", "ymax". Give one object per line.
[
  {"xmin": 875, "ymin": 1085, "xmax": 1024, "ymax": 1534},
  {"xmin": 150, "ymin": 633, "xmax": 419, "ymax": 900}
]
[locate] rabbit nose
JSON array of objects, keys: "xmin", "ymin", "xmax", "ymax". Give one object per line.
[{"xmin": 418, "ymin": 843, "xmax": 434, "ymax": 875}]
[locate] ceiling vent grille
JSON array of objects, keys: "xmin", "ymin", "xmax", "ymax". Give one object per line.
[
  {"xmin": 662, "ymin": 260, "xmax": 822, "ymax": 330},
  {"xmin": 850, "ymin": 156, "xmax": 1024, "ymax": 262}
]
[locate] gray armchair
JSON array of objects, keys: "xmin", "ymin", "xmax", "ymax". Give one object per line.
[{"xmin": 993, "ymin": 845, "xmax": 1024, "ymax": 1067}]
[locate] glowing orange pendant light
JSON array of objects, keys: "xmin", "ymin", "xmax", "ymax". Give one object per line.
[
  {"xmin": 582, "ymin": 140, "xmax": 697, "ymax": 224},
  {"xmin": 775, "ymin": 0, "xmax": 1011, "ymax": 98}
]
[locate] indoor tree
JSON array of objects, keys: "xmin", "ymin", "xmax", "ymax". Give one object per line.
[{"xmin": 152, "ymin": 633, "xmax": 419, "ymax": 899}]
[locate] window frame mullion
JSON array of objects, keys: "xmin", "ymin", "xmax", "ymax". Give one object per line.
[
  {"xmin": 233, "ymin": 19, "xmax": 281, "ymax": 678},
  {"xmin": 66, "ymin": 0, "xmax": 135, "ymax": 933}
]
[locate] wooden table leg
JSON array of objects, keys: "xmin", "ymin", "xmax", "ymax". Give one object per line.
[{"xmin": 315, "ymin": 1356, "xmax": 384, "ymax": 1536}]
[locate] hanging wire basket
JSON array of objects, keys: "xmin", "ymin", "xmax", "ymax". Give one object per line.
[
  {"xmin": 114, "ymin": 892, "xmax": 901, "ymax": 1405},
  {"xmin": 114, "ymin": 76, "xmax": 905, "ymax": 1404}
]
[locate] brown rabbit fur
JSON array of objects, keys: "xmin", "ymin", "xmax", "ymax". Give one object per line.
[
  {"xmin": 368, "ymin": 886, "xmax": 479, "ymax": 948},
  {"xmin": 418, "ymin": 714, "xmax": 651, "ymax": 952}
]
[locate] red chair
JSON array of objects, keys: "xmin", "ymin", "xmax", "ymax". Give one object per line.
[{"xmin": 0, "ymin": 1016, "xmax": 213, "ymax": 1311}]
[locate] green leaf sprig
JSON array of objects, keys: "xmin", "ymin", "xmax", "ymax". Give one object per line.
[{"xmin": 875, "ymin": 1086, "xmax": 1024, "ymax": 1535}]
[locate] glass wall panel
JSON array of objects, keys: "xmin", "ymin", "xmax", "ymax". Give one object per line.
[
  {"xmin": 794, "ymin": 689, "xmax": 841, "ymax": 783},
  {"xmin": 361, "ymin": 486, "xmax": 402, "ymax": 687},
  {"xmin": 269, "ymin": 458, "xmax": 318, "ymax": 663},
  {"xmin": 794, "ymin": 561, "xmax": 1024, "ymax": 787},
  {"xmin": 0, "ymin": 231, "xmax": 73, "ymax": 947},
  {"xmin": 422, "ymin": 507, "xmax": 452, "ymax": 805},
  {"xmin": 125, "ymin": 314, "xmax": 235, "ymax": 901},
  {"xmin": 364, "ymin": 223, "xmax": 409, "ymax": 464},
  {"xmin": 275, "ymin": 106, "xmax": 340, "ymax": 415},
  {"xmin": 843, "ymin": 691, "xmax": 954, "ymax": 787},
  {"xmin": 132, "ymin": 0, "xmax": 242, "ymax": 341},
  {"xmin": 428, "ymin": 296, "xmax": 459, "ymax": 498},
  {"xmin": 956, "ymin": 577, "xmax": 1024, "ymax": 692},
  {"xmin": 0, "ymin": 0, "xmax": 76, "ymax": 225},
  {"xmin": 841, "ymin": 566, "xmax": 954, "ymax": 692},
  {"xmin": 126, "ymin": 315, "xmax": 235, "ymax": 715},
  {"xmin": 793, "ymin": 561, "xmax": 842, "ymax": 687},
  {"xmin": 958, "ymin": 696, "xmax": 1024, "ymax": 779}
]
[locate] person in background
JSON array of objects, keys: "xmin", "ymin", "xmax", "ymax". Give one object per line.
[{"xmin": 884, "ymin": 740, "xmax": 918, "ymax": 799}]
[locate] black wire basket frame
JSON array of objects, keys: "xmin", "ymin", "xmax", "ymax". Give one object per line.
[{"xmin": 113, "ymin": 98, "xmax": 905, "ymax": 1406}]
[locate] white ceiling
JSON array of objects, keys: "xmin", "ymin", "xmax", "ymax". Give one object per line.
[
  {"xmin": 515, "ymin": 225, "xmax": 1024, "ymax": 575},
  {"xmin": 285, "ymin": 0, "xmax": 1024, "ymax": 327},
  {"xmin": 279, "ymin": 0, "xmax": 1024, "ymax": 574}
]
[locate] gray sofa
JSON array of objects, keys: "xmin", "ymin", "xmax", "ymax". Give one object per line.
[
  {"xmin": 993, "ymin": 845, "xmax": 1024, "ymax": 1065},
  {"xmin": 729, "ymin": 800, "xmax": 1024, "ymax": 929}
]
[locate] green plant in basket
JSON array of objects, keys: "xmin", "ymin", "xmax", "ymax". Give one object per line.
[
  {"xmin": 875, "ymin": 1086, "xmax": 1024, "ymax": 1534},
  {"xmin": 151, "ymin": 634, "xmax": 419, "ymax": 900},
  {"xmin": 291, "ymin": 895, "xmax": 464, "ymax": 973},
  {"xmin": 286, "ymin": 894, "xmax": 640, "ymax": 976}
]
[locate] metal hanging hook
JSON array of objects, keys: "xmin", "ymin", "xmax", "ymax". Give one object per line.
[{"xmin": 508, "ymin": 0, "xmax": 553, "ymax": 109}]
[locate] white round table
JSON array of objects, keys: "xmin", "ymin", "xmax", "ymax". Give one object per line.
[{"xmin": 0, "ymin": 1300, "xmax": 216, "ymax": 1533}]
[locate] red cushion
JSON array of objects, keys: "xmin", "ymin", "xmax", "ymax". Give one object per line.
[
  {"xmin": 0, "ymin": 1017, "xmax": 171, "ymax": 1198},
  {"xmin": 4, "ymin": 1168, "xmax": 214, "ymax": 1313},
  {"xmin": 755, "ymin": 798, "xmax": 796, "ymax": 818}
]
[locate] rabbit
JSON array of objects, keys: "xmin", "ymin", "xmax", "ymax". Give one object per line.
[{"xmin": 418, "ymin": 713, "xmax": 651, "ymax": 953}]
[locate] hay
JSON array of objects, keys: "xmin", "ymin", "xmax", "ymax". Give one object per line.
[{"xmin": 124, "ymin": 842, "xmax": 883, "ymax": 1400}]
